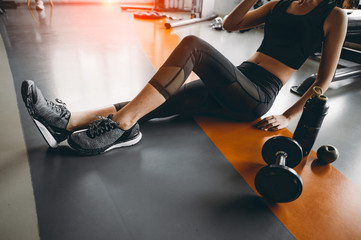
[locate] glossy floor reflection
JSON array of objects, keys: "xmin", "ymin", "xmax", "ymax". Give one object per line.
[{"xmin": 3, "ymin": 4, "xmax": 155, "ymax": 111}]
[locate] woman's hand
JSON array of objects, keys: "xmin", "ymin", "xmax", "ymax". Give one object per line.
[{"xmin": 254, "ymin": 114, "xmax": 290, "ymax": 131}]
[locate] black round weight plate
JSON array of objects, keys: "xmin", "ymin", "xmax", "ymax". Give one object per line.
[
  {"xmin": 255, "ymin": 165, "xmax": 303, "ymax": 203},
  {"xmin": 262, "ymin": 136, "xmax": 303, "ymax": 168}
]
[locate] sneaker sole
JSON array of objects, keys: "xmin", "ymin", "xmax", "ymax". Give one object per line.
[
  {"xmin": 68, "ymin": 132, "xmax": 142, "ymax": 155},
  {"xmin": 21, "ymin": 80, "xmax": 59, "ymax": 148},
  {"xmin": 34, "ymin": 119, "xmax": 58, "ymax": 148},
  {"xmin": 104, "ymin": 132, "xmax": 142, "ymax": 153}
]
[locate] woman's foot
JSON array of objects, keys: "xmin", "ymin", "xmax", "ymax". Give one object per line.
[
  {"xmin": 21, "ymin": 80, "xmax": 72, "ymax": 148},
  {"xmin": 67, "ymin": 114, "xmax": 142, "ymax": 155}
]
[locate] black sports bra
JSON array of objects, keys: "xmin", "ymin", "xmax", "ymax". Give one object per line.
[{"xmin": 257, "ymin": 0, "xmax": 335, "ymax": 69}]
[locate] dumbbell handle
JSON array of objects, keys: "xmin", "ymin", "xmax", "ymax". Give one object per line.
[{"xmin": 275, "ymin": 151, "xmax": 287, "ymax": 166}]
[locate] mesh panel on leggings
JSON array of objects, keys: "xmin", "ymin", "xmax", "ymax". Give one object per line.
[{"xmin": 149, "ymin": 66, "xmax": 185, "ymax": 99}]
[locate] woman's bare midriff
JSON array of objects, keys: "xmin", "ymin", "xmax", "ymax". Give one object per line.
[{"xmin": 247, "ymin": 52, "xmax": 296, "ymax": 85}]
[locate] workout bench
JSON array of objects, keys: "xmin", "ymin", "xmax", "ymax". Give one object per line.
[{"xmin": 291, "ymin": 9, "xmax": 361, "ymax": 96}]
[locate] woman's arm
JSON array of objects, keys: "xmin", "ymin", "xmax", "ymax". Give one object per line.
[
  {"xmin": 223, "ymin": 0, "xmax": 278, "ymax": 32},
  {"xmin": 255, "ymin": 7, "xmax": 348, "ymax": 131}
]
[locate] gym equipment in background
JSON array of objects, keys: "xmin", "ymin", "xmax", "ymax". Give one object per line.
[
  {"xmin": 133, "ymin": 10, "xmax": 180, "ymax": 20},
  {"xmin": 291, "ymin": 65, "xmax": 361, "ymax": 96},
  {"xmin": 133, "ymin": 10, "xmax": 165, "ymax": 19},
  {"xmin": 163, "ymin": 0, "xmax": 217, "ymax": 29},
  {"xmin": 254, "ymin": 136, "xmax": 304, "ymax": 203},
  {"xmin": 165, "ymin": 14, "xmax": 217, "ymax": 29},
  {"xmin": 209, "ymin": 17, "xmax": 223, "ymax": 30},
  {"xmin": 121, "ymin": 0, "xmax": 217, "ymax": 28},
  {"xmin": 291, "ymin": 7, "xmax": 361, "ymax": 96}
]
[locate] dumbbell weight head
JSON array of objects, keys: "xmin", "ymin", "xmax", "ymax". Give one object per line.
[
  {"xmin": 255, "ymin": 136, "xmax": 304, "ymax": 203},
  {"xmin": 262, "ymin": 136, "xmax": 303, "ymax": 168},
  {"xmin": 316, "ymin": 145, "xmax": 339, "ymax": 164},
  {"xmin": 255, "ymin": 165, "xmax": 303, "ymax": 203}
]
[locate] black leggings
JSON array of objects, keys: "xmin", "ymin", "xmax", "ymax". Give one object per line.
[{"xmin": 115, "ymin": 35, "xmax": 283, "ymax": 122}]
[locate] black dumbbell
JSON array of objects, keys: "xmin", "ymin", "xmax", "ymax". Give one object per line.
[{"xmin": 254, "ymin": 136, "xmax": 303, "ymax": 203}]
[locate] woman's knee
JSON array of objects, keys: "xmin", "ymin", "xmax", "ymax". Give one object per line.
[{"xmin": 179, "ymin": 35, "xmax": 204, "ymax": 49}]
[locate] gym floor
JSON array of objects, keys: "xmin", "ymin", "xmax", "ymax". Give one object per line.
[{"xmin": 1, "ymin": 4, "xmax": 361, "ymax": 240}]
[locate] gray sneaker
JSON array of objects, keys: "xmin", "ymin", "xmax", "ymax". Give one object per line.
[
  {"xmin": 21, "ymin": 80, "xmax": 71, "ymax": 148},
  {"xmin": 67, "ymin": 114, "xmax": 142, "ymax": 155},
  {"xmin": 35, "ymin": 0, "xmax": 44, "ymax": 10}
]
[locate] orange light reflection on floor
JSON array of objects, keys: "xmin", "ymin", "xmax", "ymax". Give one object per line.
[{"xmin": 133, "ymin": 17, "xmax": 199, "ymax": 82}]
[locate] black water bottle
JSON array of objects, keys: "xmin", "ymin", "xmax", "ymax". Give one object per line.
[{"xmin": 293, "ymin": 86, "xmax": 329, "ymax": 156}]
